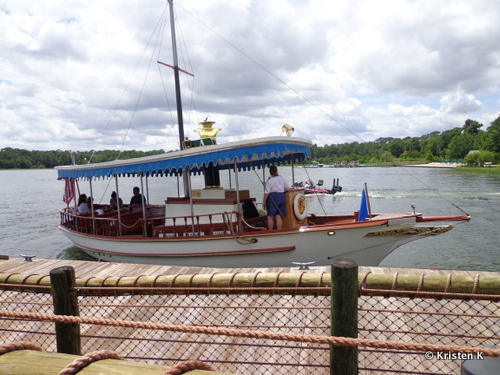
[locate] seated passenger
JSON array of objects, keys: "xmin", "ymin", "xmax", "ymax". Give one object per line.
[
  {"xmin": 130, "ymin": 187, "xmax": 146, "ymax": 206},
  {"xmin": 110, "ymin": 191, "xmax": 123, "ymax": 210},
  {"xmin": 77, "ymin": 194, "xmax": 89, "ymax": 214}
]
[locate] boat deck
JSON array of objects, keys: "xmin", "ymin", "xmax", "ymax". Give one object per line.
[{"xmin": 0, "ymin": 257, "xmax": 499, "ymax": 375}]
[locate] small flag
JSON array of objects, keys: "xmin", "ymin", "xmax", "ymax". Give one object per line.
[{"xmin": 358, "ymin": 189, "xmax": 369, "ymax": 221}]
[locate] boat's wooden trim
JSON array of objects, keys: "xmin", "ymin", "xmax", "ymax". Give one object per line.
[
  {"xmin": 165, "ymin": 197, "xmax": 243, "ymax": 205},
  {"xmin": 75, "ymin": 243, "xmax": 296, "ymax": 257}
]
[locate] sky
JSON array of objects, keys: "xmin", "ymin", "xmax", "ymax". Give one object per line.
[{"xmin": 1, "ymin": 0, "xmax": 500, "ymax": 152}]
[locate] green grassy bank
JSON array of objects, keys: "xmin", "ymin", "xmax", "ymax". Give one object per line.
[{"xmin": 453, "ymin": 166, "xmax": 500, "ymax": 176}]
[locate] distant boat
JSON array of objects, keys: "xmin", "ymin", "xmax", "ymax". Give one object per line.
[
  {"xmin": 302, "ymin": 161, "xmax": 323, "ymax": 168},
  {"xmin": 292, "ymin": 178, "xmax": 343, "ymax": 195},
  {"xmin": 54, "ymin": 0, "xmax": 470, "ymax": 268},
  {"xmin": 328, "ymin": 161, "xmax": 360, "ymax": 168}
]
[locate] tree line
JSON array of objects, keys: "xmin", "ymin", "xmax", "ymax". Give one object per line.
[
  {"xmin": 1, "ymin": 114, "xmax": 499, "ymax": 169},
  {"xmin": 0, "ymin": 149, "xmax": 165, "ymax": 169},
  {"xmin": 310, "ymin": 115, "xmax": 500, "ymax": 166}
]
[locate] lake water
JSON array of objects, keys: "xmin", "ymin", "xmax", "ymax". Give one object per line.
[{"xmin": 0, "ymin": 166, "xmax": 498, "ymax": 271}]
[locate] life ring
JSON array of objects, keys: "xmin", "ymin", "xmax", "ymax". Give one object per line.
[{"xmin": 293, "ymin": 193, "xmax": 307, "ymax": 221}]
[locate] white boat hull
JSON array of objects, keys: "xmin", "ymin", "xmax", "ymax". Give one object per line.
[{"xmin": 59, "ymin": 216, "xmax": 453, "ymax": 268}]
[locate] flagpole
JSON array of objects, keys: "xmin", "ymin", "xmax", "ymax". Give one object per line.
[{"xmin": 364, "ymin": 182, "xmax": 372, "ymax": 219}]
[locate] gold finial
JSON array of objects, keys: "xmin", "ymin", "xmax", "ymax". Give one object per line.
[
  {"xmin": 194, "ymin": 120, "xmax": 221, "ymax": 144},
  {"xmin": 281, "ymin": 123, "xmax": 294, "ymax": 136}
]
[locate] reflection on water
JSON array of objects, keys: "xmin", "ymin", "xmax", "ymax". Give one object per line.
[{"xmin": 1, "ymin": 167, "xmax": 498, "ymax": 271}]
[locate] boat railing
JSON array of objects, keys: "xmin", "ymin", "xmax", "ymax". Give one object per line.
[
  {"xmin": 60, "ymin": 208, "xmax": 267, "ymax": 238},
  {"xmin": 59, "ymin": 207, "xmax": 121, "ymax": 236},
  {"xmin": 151, "ymin": 211, "xmax": 267, "ymax": 238},
  {"xmin": 59, "ymin": 205, "xmax": 160, "ymax": 237}
]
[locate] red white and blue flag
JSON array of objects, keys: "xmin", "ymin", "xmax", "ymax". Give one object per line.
[{"xmin": 63, "ymin": 179, "xmax": 74, "ymax": 204}]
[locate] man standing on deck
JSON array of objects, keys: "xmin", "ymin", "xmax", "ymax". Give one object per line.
[{"xmin": 263, "ymin": 165, "xmax": 290, "ymax": 230}]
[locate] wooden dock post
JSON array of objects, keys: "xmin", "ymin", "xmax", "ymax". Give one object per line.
[
  {"xmin": 330, "ymin": 259, "xmax": 358, "ymax": 375},
  {"xmin": 50, "ymin": 266, "xmax": 81, "ymax": 355}
]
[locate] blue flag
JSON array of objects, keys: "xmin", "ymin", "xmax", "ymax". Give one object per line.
[{"xmin": 358, "ymin": 189, "xmax": 369, "ymax": 221}]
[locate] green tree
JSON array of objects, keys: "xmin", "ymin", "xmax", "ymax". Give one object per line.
[
  {"xmin": 380, "ymin": 151, "xmax": 394, "ymax": 162},
  {"xmin": 446, "ymin": 133, "xmax": 474, "ymax": 159},
  {"xmin": 464, "ymin": 150, "xmax": 496, "ymax": 166},
  {"xmin": 483, "ymin": 115, "xmax": 500, "ymax": 153},
  {"xmin": 388, "ymin": 139, "xmax": 405, "ymax": 158},
  {"xmin": 421, "ymin": 136, "xmax": 443, "ymax": 158},
  {"xmin": 440, "ymin": 128, "xmax": 462, "ymax": 150},
  {"xmin": 403, "ymin": 137, "xmax": 421, "ymax": 152},
  {"xmin": 462, "ymin": 119, "xmax": 483, "ymax": 135},
  {"xmin": 401, "ymin": 150, "xmax": 422, "ymax": 160},
  {"xmin": 420, "ymin": 131, "xmax": 441, "ymax": 140}
]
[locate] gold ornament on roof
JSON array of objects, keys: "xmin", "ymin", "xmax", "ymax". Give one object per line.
[
  {"xmin": 194, "ymin": 120, "xmax": 221, "ymax": 143},
  {"xmin": 281, "ymin": 123, "xmax": 294, "ymax": 136}
]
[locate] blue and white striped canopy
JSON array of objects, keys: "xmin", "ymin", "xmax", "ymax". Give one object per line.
[{"xmin": 55, "ymin": 137, "xmax": 312, "ymax": 180}]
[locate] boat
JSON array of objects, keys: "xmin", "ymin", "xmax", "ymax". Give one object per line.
[
  {"xmin": 55, "ymin": 0, "xmax": 470, "ymax": 268},
  {"xmin": 292, "ymin": 178, "xmax": 343, "ymax": 195},
  {"xmin": 328, "ymin": 161, "xmax": 360, "ymax": 168},
  {"xmin": 302, "ymin": 161, "xmax": 324, "ymax": 168}
]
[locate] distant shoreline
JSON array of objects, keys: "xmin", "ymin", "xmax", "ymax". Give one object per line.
[{"xmin": 404, "ymin": 162, "xmax": 463, "ymax": 168}]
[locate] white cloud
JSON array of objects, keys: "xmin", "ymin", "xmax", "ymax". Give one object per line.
[
  {"xmin": 439, "ymin": 92, "xmax": 482, "ymax": 114},
  {"xmin": 1, "ymin": 0, "xmax": 499, "ymax": 152}
]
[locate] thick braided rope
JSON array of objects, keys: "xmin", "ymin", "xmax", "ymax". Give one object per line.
[
  {"xmin": 164, "ymin": 360, "xmax": 214, "ymax": 375},
  {"xmin": 1, "ymin": 310, "xmax": 499, "ymax": 358},
  {"xmin": 0, "ymin": 341, "xmax": 44, "ymax": 355},
  {"xmin": 58, "ymin": 350, "xmax": 124, "ymax": 375}
]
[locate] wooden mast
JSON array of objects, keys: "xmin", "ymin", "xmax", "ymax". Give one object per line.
[
  {"xmin": 167, "ymin": 0, "xmax": 191, "ymax": 197},
  {"xmin": 166, "ymin": 0, "xmax": 221, "ymax": 196},
  {"xmin": 168, "ymin": 0, "xmax": 185, "ymax": 151}
]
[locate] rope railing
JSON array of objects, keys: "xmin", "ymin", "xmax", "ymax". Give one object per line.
[{"xmin": 0, "ymin": 310, "xmax": 499, "ymax": 358}]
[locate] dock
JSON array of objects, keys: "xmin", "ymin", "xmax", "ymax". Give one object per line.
[
  {"xmin": 2, "ymin": 256, "xmax": 499, "ymax": 278},
  {"xmin": 0, "ymin": 257, "xmax": 499, "ymax": 374}
]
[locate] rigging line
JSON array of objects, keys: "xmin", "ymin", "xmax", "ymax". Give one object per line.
[
  {"xmin": 174, "ymin": 3, "xmax": 465, "ymax": 217},
  {"xmin": 298, "ymin": 161, "xmax": 328, "ymax": 216},
  {"xmin": 175, "ymin": 3, "xmax": 365, "ymax": 144},
  {"xmin": 158, "ymin": 65, "xmax": 176, "ymax": 132},
  {"xmin": 114, "ymin": 3, "xmax": 170, "ymax": 160},
  {"xmin": 174, "ymin": 6, "xmax": 461, "ymax": 216},
  {"xmin": 87, "ymin": 150, "xmax": 96, "ymax": 164},
  {"xmin": 97, "ymin": 178, "xmax": 113, "ymax": 205},
  {"xmin": 93, "ymin": 5, "xmax": 170, "ymax": 204},
  {"xmin": 156, "ymin": 6, "xmax": 177, "ymax": 137},
  {"xmin": 173, "ymin": 9, "xmax": 200, "ymax": 129},
  {"xmin": 397, "ymin": 166, "xmax": 470, "ymax": 216}
]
